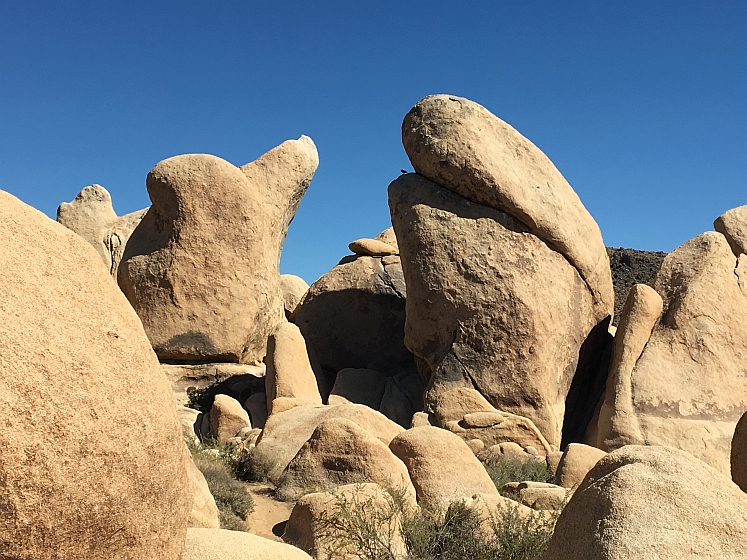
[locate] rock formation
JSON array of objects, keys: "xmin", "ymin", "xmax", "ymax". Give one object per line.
[
  {"xmin": 118, "ymin": 137, "xmax": 318, "ymax": 363},
  {"xmin": 554, "ymin": 443, "xmax": 606, "ymax": 489},
  {"xmin": 714, "ymin": 205, "xmax": 747, "ymax": 256},
  {"xmin": 542, "ymin": 446, "xmax": 747, "ymax": 560},
  {"xmin": 595, "ymin": 231, "xmax": 747, "ymax": 473},
  {"xmin": 0, "ymin": 190, "xmax": 190, "ymax": 559},
  {"xmin": 57, "ymin": 184, "xmax": 146, "ymax": 276},
  {"xmin": 280, "ymin": 274, "xmax": 310, "ymax": 318},
  {"xmin": 184, "ymin": 528, "xmax": 313, "ymax": 560}
]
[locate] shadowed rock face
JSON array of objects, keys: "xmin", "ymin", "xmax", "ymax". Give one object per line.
[
  {"xmin": 118, "ymin": 137, "xmax": 318, "ymax": 363},
  {"xmin": 607, "ymin": 247, "xmax": 666, "ymax": 325}
]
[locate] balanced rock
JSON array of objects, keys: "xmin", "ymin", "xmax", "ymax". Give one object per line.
[
  {"xmin": 283, "ymin": 483, "xmax": 407, "ymax": 560},
  {"xmin": 328, "ymin": 367, "xmax": 387, "ymax": 409},
  {"xmin": 0, "ymin": 190, "xmax": 190, "ymax": 559},
  {"xmin": 714, "ymin": 205, "xmax": 747, "ymax": 256},
  {"xmin": 555, "ymin": 443, "xmax": 606, "ymax": 489},
  {"xmin": 595, "ymin": 232, "xmax": 747, "ymax": 473},
  {"xmin": 57, "ymin": 184, "xmax": 147, "ymax": 276},
  {"xmin": 278, "ymin": 418, "xmax": 416, "ymax": 501},
  {"xmin": 348, "ymin": 237, "xmax": 398, "ymax": 256},
  {"xmin": 543, "ymin": 445, "xmax": 747, "ymax": 560},
  {"xmin": 265, "ymin": 321, "xmax": 323, "ymax": 415},
  {"xmin": 280, "ymin": 274, "xmax": 309, "ymax": 318},
  {"xmin": 292, "ymin": 230, "xmax": 413, "ymax": 374},
  {"xmin": 731, "ymin": 411, "xmax": 747, "ymax": 492},
  {"xmin": 209, "ymin": 394, "xmax": 252, "ymax": 444},
  {"xmin": 118, "ymin": 137, "xmax": 318, "ymax": 363},
  {"xmin": 184, "ymin": 528, "xmax": 313, "ymax": 560},
  {"xmin": 389, "ymin": 426, "xmax": 498, "ymax": 510},
  {"xmin": 251, "ymin": 403, "xmax": 404, "ymax": 481},
  {"xmin": 389, "ymin": 170, "xmax": 610, "ymax": 449}
]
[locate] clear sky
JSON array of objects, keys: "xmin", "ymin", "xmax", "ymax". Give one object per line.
[{"xmin": 1, "ymin": 1, "xmax": 745, "ymax": 284}]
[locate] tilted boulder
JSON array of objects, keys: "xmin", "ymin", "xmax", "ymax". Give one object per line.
[
  {"xmin": 278, "ymin": 418, "xmax": 416, "ymax": 502},
  {"xmin": 714, "ymin": 204, "xmax": 747, "ymax": 256},
  {"xmin": 280, "ymin": 274, "xmax": 309, "ymax": 318},
  {"xmin": 118, "ymin": 137, "xmax": 318, "ymax": 363},
  {"xmin": 555, "ymin": 443, "xmax": 606, "ymax": 489},
  {"xmin": 184, "ymin": 528, "xmax": 313, "ymax": 560},
  {"xmin": 265, "ymin": 321, "xmax": 323, "ymax": 415},
  {"xmin": 292, "ymin": 230, "xmax": 413, "ymax": 375},
  {"xmin": 209, "ymin": 394, "xmax": 252, "ymax": 444},
  {"xmin": 0, "ymin": 190, "xmax": 190, "ymax": 559},
  {"xmin": 250, "ymin": 403, "xmax": 404, "ymax": 481},
  {"xmin": 389, "ymin": 426, "xmax": 499, "ymax": 510},
  {"xmin": 595, "ymin": 232, "xmax": 747, "ymax": 473},
  {"xmin": 389, "ymin": 170, "xmax": 610, "ymax": 448},
  {"xmin": 542, "ymin": 445, "xmax": 747, "ymax": 560},
  {"xmin": 57, "ymin": 184, "xmax": 146, "ymax": 276}
]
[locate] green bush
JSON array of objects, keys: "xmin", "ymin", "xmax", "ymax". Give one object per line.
[
  {"xmin": 234, "ymin": 447, "xmax": 278, "ymax": 484},
  {"xmin": 484, "ymin": 456, "xmax": 554, "ymax": 492}
]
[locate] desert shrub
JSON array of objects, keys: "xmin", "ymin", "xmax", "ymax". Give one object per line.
[
  {"xmin": 315, "ymin": 483, "xmax": 555, "ymax": 560},
  {"xmin": 484, "ymin": 456, "xmax": 554, "ymax": 492},
  {"xmin": 234, "ymin": 447, "xmax": 279, "ymax": 484}
]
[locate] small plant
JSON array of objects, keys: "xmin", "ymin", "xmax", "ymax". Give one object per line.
[
  {"xmin": 234, "ymin": 447, "xmax": 279, "ymax": 484},
  {"xmin": 484, "ymin": 456, "xmax": 554, "ymax": 492}
]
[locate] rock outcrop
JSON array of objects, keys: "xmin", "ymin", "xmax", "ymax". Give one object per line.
[
  {"xmin": 118, "ymin": 137, "xmax": 318, "ymax": 363},
  {"xmin": 57, "ymin": 184, "xmax": 146, "ymax": 276},
  {"xmin": 389, "ymin": 426, "xmax": 499, "ymax": 510},
  {"xmin": 0, "ymin": 190, "xmax": 190, "ymax": 559},
  {"xmin": 714, "ymin": 205, "xmax": 747, "ymax": 257},
  {"xmin": 292, "ymin": 230, "xmax": 413, "ymax": 375},
  {"xmin": 595, "ymin": 232, "xmax": 747, "ymax": 473},
  {"xmin": 542, "ymin": 445, "xmax": 747, "ymax": 560}
]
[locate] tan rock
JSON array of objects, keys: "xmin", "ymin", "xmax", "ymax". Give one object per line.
[
  {"xmin": 244, "ymin": 392, "xmax": 268, "ymax": 429},
  {"xmin": 265, "ymin": 322, "xmax": 322, "ymax": 415},
  {"xmin": 389, "ymin": 426, "xmax": 498, "ymax": 510},
  {"xmin": 278, "ymin": 418, "xmax": 416, "ymax": 502},
  {"xmin": 714, "ymin": 205, "xmax": 747, "ymax": 256},
  {"xmin": 280, "ymin": 274, "xmax": 309, "ymax": 318},
  {"xmin": 118, "ymin": 137, "xmax": 318, "ymax": 363},
  {"xmin": 0, "ymin": 190, "xmax": 190, "ymax": 559},
  {"xmin": 501, "ymin": 481, "xmax": 567, "ymax": 510},
  {"xmin": 402, "ymin": 94, "xmax": 613, "ymax": 314},
  {"xmin": 595, "ymin": 232, "xmax": 747, "ymax": 473},
  {"xmin": 252, "ymin": 403, "xmax": 404, "ymax": 481},
  {"xmin": 389, "ymin": 173, "xmax": 607, "ymax": 448},
  {"xmin": 373, "ymin": 226, "xmax": 399, "ymax": 252},
  {"xmin": 292, "ymin": 254, "xmax": 412, "ymax": 374},
  {"xmin": 283, "ymin": 483, "xmax": 406, "ymax": 560},
  {"xmin": 543, "ymin": 445, "xmax": 747, "ymax": 560},
  {"xmin": 411, "ymin": 412, "xmax": 432, "ymax": 428},
  {"xmin": 555, "ymin": 443, "xmax": 606, "ymax": 489},
  {"xmin": 482, "ymin": 441, "xmax": 535, "ymax": 463},
  {"xmin": 184, "ymin": 528, "xmax": 313, "ymax": 560},
  {"xmin": 179, "ymin": 405, "xmax": 202, "ymax": 443},
  {"xmin": 209, "ymin": 394, "xmax": 252, "ymax": 444},
  {"xmin": 328, "ymin": 367, "xmax": 387, "ymax": 409},
  {"xmin": 348, "ymin": 237, "xmax": 398, "ymax": 256},
  {"xmin": 466, "ymin": 439, "xmax": 485, "ymax": 454},
  {"xmin": 187, "ymin": 457, "xmax": 220, "ymax": 529},
  {"xmin": 466, "ymin": 493, "xmax": 541, "ymax": 530},
  {"xmin": 732, "ymin": 411, "xmax": 747, "ymax": 492}
]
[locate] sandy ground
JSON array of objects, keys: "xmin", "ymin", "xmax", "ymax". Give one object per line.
[{"xmin": 245, "ymin": 483, "xmax": 295, "ymax": 541}]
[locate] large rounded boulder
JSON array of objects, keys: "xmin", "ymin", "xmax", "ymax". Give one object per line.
[{"xmin": 0, "ymin": 191, "xmax": 190, "ymax": 558}]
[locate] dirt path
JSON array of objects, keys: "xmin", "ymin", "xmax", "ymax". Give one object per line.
[{"xmin": 244, "ymin": 483, "xmax": 295, "ymax": 541}]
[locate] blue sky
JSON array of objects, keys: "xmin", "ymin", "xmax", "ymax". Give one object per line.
[{"xmin": 1, "ymin": 1, "xmax": 744, "ymax": 284}]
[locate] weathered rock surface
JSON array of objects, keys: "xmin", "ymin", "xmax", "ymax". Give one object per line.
[
  {"xmin": 118, "ymin": 137, "xmax": 318, "ymax": 363},
  {"xmin": 595, "ymin": 232, "xmax": 747, "ymax": 473},
  {"xmin": 278, "ymin": 418, "xmax": 416, "ymax": 501},
  {"xmin": 389, "ymin": 173, "xmax": 607, "ymax": 447},
  {"xmin": 607, "ymin": 247, "xmax": 666, "ymax": 325},
  {"xmin": 57, "ymin": 184, "xmax": 147, "ymax": 276},
  {"xmin": 389, "ymin": 426, "xmax": 498, "ymax": 510},
  {"xmin": 292, "ymin": 235, "xmax": 413, "ymax": 375},
  {"xmin": 283, "ymin": 483, "xmax": 406, "ymax": 560},
  {"xmin": 555, "ymin": 443, "xmax": 606, "ymax": 489},
  {"xmin": 0, "ymin": 190, "xmax": 190, "ymax": 559},
  {"xmin": 251, "ymin": 403, "xmax": 404, "ymax": 481},
  {"xmin": 731, "ymin": 411, "xmax": 747, "ymax": 492},
  {"xmin": 401, "ymin": 94, "xmax": 613, "ymax": 313},
  {"xmin": 184, "ymin": 528, "xmax": 313, "ymax": 560},
  {"xmin": 265, "ymin": 321, "xmax": 322, "ymax": 415},
  {"xmin": 280, "ymin": 274, "xmax": 309, "ymax": 318},
  {"xmin": 187, "ymin": 457, "xmax": 220, "ymax": 529},
  {"xmin": 209, "ymin": 394, "xmax": 252, "ymax": 444},
  {"xmin": 349, "ymin": 237, "xmax": 398, "ymax": 256},
  {"xmin": 328, "ymin": 367, "xmax": 387, "ymax": 409},
  {"xmin": 714, "ymin": 205, "xmax": 747, "ymax": 257},
  {"xmin": 542, "ymin": 445, "xmax": 747, "ymax": 560}
]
